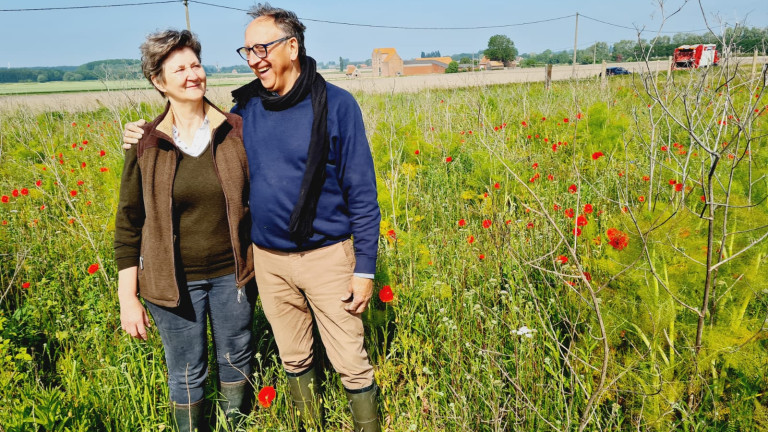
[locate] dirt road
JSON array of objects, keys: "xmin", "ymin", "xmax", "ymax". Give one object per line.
[{"xmin": 2, "ymin": 57, "xmax": 764, "ymax": 114}]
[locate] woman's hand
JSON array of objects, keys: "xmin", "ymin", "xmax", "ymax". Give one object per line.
[
  {"xmin": 118, "ymin": 267, "xmax": 151, "ymax": 340},
  {"xmin": 122, "ymin": 119, "xmax": 147, "ymax": 149}
]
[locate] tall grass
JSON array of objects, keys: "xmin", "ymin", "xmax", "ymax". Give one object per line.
[{"xmin": 1, "ymin": 68, "xmax": 766, "ymax": 430}]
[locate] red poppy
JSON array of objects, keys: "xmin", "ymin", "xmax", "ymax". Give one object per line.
[
  {"xmin": 532, "ymin": 163, "xmax": 538, "ymax": 169},
  {"xmin": 675, "ymin": 183, "xmax": 683, "ymax": 192},
  {"xmin": 478, "ymin": 254, "xmax": 485, "ymax": 260},
  {"xmin": 35, "ymin": 180, "xmax": 42, "ymax": 187},
  {"xmin": 526, "ymin": 222, "xmax": 534, "ymax": 229},
  {"xmin": 81, "ymin": 162, "xmax": 87, "ymax": 168},
  {"xmin": 669, "ymin": 179, "xmax": 676, "ymax": 185},
  {"xmin": 87, "ymin": 263, "xmax": 99, "ymax": 274},
  {"xmin": 386, "ymin": 229, "xmax": 396, "ymax": 240},
  {"xmin": 70, "ymin": 190, "xmax": 77, "ymax": 197},
  {"xmin": 553, "ymin": 204, "xmax": 561, "ymax": 211},
  {"xmin": 100, "ymin": 167, "xmax": 109, "ymax": 172},
  {"xmin": 20, "ymin": 188, "xmax": 28, "ymax": 196},
  {"xmin": 467, "ymin": 235, "xmax": 475, "ymax": 244},
  {"xmin": 642, "ymin": 176, "xmax": 650, "ymax": 181},
  {"xmin": 521, "ymin": 121, "xmax": 527, "ymax": 127},
  {"xmin": 638, "ymin": 196, "xmax": 645, "ymax": 202},
  {"xmin": 40, "ymin": 205, "xmax": 46, "ymax": 210},
  {"xmin": 592, "ymin": 152, "xmax": 604, "ymax": 160},
  {"xmin": 661, "ymin": 145, "xmax": 668, "ymax": 151},
  {"xmin": 445, "ymin": 157, "xmax": 453, "ymax": 163},
  {"xmin": 583, "ymin": 204, "xmax": 593, "ymax": 214},
  {"xmin": 482, "ymin": 219, "xmax": 492, "ymax": 229},
  {"xmin": 494, "ymin": 182, "xmax": 500, "ymax": 189},
  {"xmin": 82, "ymin": 140, "xmax": 88, "ymax": 145},
  {"xmin": 557, "ymin": 255, "xmax": 568, "ymax": 264},
  {"xmin": 458, "ymin": 219, "xmax": 466, "ymax": 227},
  {"xmin": 1, "ymin": 220, "xmax": 7, "ymax": 225},
  {"xmin": 378, "ymin": 285, "xmax": 394, "ymax": 303},
  {"xmin": 547, "ymin": 174, "xmax": 554, "ymax": 181},
  {"xmin": 576, "ymin": 215, "xmax": 588, "ymax": 226},
  {"xmin": 71, "ymin": 122, "xmax": 76, "ymax": 127},
  {"xmin": 700, "ymin": 195, "xmax": 706, "ymax": 202},
  {"xmin": 483, "ymin": 192, "xmax": 488, "ymax": 198},
  {"xmin": 573, "ymin": 227, "xmax": 582, "ymax": 236},
  {"xmin": 568, "ymin": 184, "xmax": 577, "ymax": 194},
  {"xmin": 468, "ymin": 130, "xmax": 473, "ymax": 135},
  {"xmin": 606, "ymin": 228, "xmax": 628, "ymax": 251},
  {"xmin": 258, "ymin": 386, "xmax": 276, "ymax": 408},
  {"xmin": 583, "ymin": 272, "xmax": 592, "ymax": 282},
  {"xmin": 563, "ymin": 118, "xmax": 569, "ymax": 123},
  {"xmin": 541, "ymin": 117, "xmax": 546, "ymax": 121},
  {"xmin": 414, "ymin": 149, "xmax": 420, "ymax": 155},
  {"xmin": 576, "ymin": 113, "xmax": 583, "ymax": 119},
  {"xmin": 77, "ymin": 180, "xmax": 84, "ymax": 186},
  {"xmin": 100, "ymin": 150, "xmax": 106, "ymax": 157},
  {"xmin": 22, "ymin": 282, "xmax": 31, "ymax": 289},
  {"xmin": 1, "ymin": 195, "xmax": 8, "ymax": 203},
  {"xmin": 564, "ymin": 208, "xmax": 575, "ymax": 218},
  {"xmin": 12, "ymin": 189, "xmax": 19, "ymax": 197}
]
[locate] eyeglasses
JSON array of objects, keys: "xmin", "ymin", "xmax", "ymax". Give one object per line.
[{"xmin": 236, "ymin": 35, "xmax": 293, "ymax": 61}]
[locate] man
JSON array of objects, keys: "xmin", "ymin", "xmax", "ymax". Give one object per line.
[{"xmin": 124, "ymin": 4, "xmax": 381, "ymax": 431}]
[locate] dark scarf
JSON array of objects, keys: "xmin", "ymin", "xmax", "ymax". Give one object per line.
[{"xmin": 232, "ymin": 55, "xmax": 328, "ymax": 245}]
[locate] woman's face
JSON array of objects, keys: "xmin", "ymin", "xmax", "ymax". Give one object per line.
[{"xmin": 152, "ymin": 47, "xmax": 206, "ymax": 103}]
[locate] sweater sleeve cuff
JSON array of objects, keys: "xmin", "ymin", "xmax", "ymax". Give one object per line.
[
  {"xmin": 353, "ymin": 255, "xmax": 377, "ymax": 276},
  {"xmin": 115, "ymin": 256, "xmax": 140, "ymax": 271}
]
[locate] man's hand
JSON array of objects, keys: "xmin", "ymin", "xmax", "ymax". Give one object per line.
[
  {"xmin": 341, "ymin": 276, "xmax": 373, "ymax": 314},
  {"xmin": 122, "ymin": 119, "xmax": 147, "ymax": 149},
  {"xmin": 119, "ymin": 295, "xmax": 151, "ymax": 340}
]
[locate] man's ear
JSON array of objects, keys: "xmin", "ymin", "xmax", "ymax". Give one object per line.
[{"xmin": 289, "ymin": 37, "xmax": 300, "ymax": 61}]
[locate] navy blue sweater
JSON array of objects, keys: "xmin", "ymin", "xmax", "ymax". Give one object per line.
[{"xmin": 232, "ymin": 83, "xmax": 380, "ymax": 275}]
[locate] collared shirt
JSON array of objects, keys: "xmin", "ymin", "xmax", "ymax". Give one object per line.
[{"xmin": 172, "ymin": 116, "xmax": 210, "ymax": 157}]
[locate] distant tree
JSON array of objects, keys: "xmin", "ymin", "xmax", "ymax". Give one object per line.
[
  {"xmin": 445, "ymin": 61, "xmax": 459, "ymax": 73},
  {"xmin": 36, "ymin": 73, "xmax": 48, "ymax": 83},
  {"xmin": 339, "ymin": 56, "xmax": 344, "ymax": 72},
  {"xmin": 459, "ymin": 57, "xmax": 471, "ymax": 64},
  {"xmin": 421, "ymin": 50, "xmax": 441, "ymax": 58},
  {"xmin": 484, "ymin": 35, "xmax": 518, "ymax": 62}
]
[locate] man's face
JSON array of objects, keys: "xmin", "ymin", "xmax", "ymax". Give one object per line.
[{"xmin": 244, "ymin": 16, "xmax": 299, "ymax": 96}]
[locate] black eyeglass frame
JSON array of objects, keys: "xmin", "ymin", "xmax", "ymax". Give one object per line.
[{"xmin": 236, "ymin": 35, "xmax": 293, "ymax": 61}]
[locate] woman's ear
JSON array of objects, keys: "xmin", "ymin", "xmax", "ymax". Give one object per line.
[{"xmin": 151, "ymin": 75, "xmax": 166, "ymax": 94}]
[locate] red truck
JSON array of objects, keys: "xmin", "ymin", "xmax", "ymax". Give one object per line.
[{"xmin": 673, "ymin": 44, "xmax": 719, "ymax": 70}]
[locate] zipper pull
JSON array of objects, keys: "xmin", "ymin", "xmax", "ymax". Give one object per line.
[
  {"xmin": 139, "ymin": 256, "xmax": 144, "ymax": 270},
  {"xmin": 237, "ymin": 286, "xmax": 244, "ymax": 303}
]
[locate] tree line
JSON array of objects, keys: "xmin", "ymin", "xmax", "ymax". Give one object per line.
[{"xmin": 0, "ymin": 59, "xmax": 142, "ymax": 83}]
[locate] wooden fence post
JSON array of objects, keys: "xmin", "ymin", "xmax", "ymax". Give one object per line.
[{"xmin": 545, "ymin": 64, "xmax": 553, "ymax": 90}]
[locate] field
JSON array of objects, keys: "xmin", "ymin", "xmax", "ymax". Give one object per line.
[{"xmin": 1, "ymin": 62, "xmax": 767, "ymax": 431}]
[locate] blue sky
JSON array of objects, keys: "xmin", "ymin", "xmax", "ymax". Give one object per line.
[{"xmin": 1, "ymin": 0, "xmax": 765, "ymax": 68}]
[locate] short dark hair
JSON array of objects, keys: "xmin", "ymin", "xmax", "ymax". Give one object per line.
[
  {"xmin": 140, "ymin": 29, "xmax": 202, "ymax": 96},
  {"xmin": 247, "ymin": 3, "xmax": 306, "ymax": 58}
]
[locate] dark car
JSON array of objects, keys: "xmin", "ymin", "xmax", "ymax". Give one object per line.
[{"xmin": 606, "ymin": 67, "xmax": 631, "ymax": 76}]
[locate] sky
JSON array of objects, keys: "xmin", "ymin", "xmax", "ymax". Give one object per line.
[{"xmin": 1, "ymin": 0, "xmax": 766, "ymax": 69}]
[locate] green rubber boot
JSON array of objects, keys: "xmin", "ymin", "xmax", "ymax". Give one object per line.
[
  {"xmin": 173, "ymin": 399, "xmax": 204, "ymax": 432},
  {"xmin": 220, "ymin": 380, "xmax": 250, "ymax": 427},
  {"xmin": 286, "ymin": 366, "xmax": 322, "ymax": 429},
  {"xmin": 346, "ymin": 383, "xmax": 380, "ymax": 432}
]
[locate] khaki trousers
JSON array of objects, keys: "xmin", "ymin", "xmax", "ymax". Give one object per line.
[{"xmin": 252, "ymin": 240, "xmax": 374, "ymax": 390}]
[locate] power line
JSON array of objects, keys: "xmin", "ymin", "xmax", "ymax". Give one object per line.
[
  {"xmin": 189, "ymin": 1, "xmax": 576, "ymax": 30},
  {"xmin": 0, "ymin": 1, "xmax": 179, "ymax": 12},
  {"xmin": 579, "ymin": 13, "xmax": 714, "ymax": 35}
]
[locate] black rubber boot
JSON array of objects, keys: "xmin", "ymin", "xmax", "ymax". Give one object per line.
[
  {"xmin": 345, "ymin": 383, "xmax": 380, "ymax": 432},
  {"xmin": 173, "ymin": 399, "xmax": 204, "ymax": 432},
  {"xmin": 220, "ymin": 380, "xmax": 250, "ymax": 428},
  {"xmin": 286, "ymin": 366, "xmax": 322, "ymax": 429}
]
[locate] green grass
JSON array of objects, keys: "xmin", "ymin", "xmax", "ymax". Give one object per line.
[{"xmin": 1, "ymin": 69, "xmax": 767, "ymax": 431}]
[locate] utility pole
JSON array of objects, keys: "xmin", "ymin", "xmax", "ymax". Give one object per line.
[
  {"xmin": 572, "ymin": 12, "xmax": 579, "ymax": 78},
  {"xmin": 593, "ymin": 44, "xmax": 597, "ymax": 64},
  {"xmin": 184, "ymin": 0, "xmax": 191, "ymax": 31}
]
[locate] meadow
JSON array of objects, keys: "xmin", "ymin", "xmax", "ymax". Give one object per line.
[{"xmin": 0, "ymin": 62, "xmax": 766, "ymax": 431}]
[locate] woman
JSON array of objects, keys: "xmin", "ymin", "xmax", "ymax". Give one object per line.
[{"xmin": 114, "ymin": 29, "xmax": 254, "ymax": 431}]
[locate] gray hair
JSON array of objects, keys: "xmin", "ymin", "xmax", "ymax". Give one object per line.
[
  {"xmin": 248, "ymin": 3, "xmax": 306, "ymax": 58},
  {"xmin": 140, "ymin": 29, "xmax": 202, "ymax": 96}
]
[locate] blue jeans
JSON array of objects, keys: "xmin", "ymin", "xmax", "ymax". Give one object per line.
[{"xmin": 145, "ymin": 273, "xmax": 255, "ymax": 405}]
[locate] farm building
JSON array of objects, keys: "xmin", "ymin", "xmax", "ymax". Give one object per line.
[
  {"xmin": 403, "ymin": 56, "xmax": 452, "ymax": 75},
  {"xmin": 479, "ymin": 56, "xmax": 505, "ymax": 70},
  {"xmin": 371, "ymin": 48, "xmax": 403, "ymax": 77}
]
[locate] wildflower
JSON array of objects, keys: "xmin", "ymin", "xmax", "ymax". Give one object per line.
[
  {"xmin": 1, "ymin": 195, "xmax": 8, "ymax": 203},
  {"xmin": 21, "ymin": 188, "xmax": 28, "ymax": 196},
  {"xmin": 100, "ymin": 150, "xmax": 106, "ymax": 156},
  {"xmin": 22, "ymin": 282, "xmax": 30, "ymax": 289},
  {"xmin": 1, "ymin": 220, "xmax": 6, "ymax": 225},
  {"xmin": 378, "ymin": 285, "xmax": 394, "ymax": 303},
  {"xmin": 40, "ymin": 205, "xmax": 46, "ymax": 210},
  {"xmin": 606, "ymin": 228, "xmax": 628, "ymax": 251},
  {"xmin": 583, "ymin": 272, "xmax": 592, "ymax": 282},
  {"xmin": 576, "ymin": 215, "xmax": 588, "ymax": 226},
  {"xmin": 576, "ymin": 113, "xmax": 583, "ymax": 119},
  {"xmin": 414, "ymin": 149, "xmax": 420, "ymax": 155},
  {"xmin": 12, "ymin": 189, "xmax": 19, "ymax": 197},
  {"xmin": 568, "ymin": 184, "xmax": 577, "ymax": 194},
  {"xmin": 592, "ymin": 152, "xmax": 604, "ymax": 160},
  {"xmin": 563, "ymin": 118, "xmax": 569, "ymax": 123},
  {"xmin": 258, "ymin": 386, "xmax": 276, "ymax": 408},
  {"xmin": 386, "ymin": 229, "xmax": 396, "ymax": 240},
  {"xmin": 81, "ymin": 162, "xmax": 87, "ymax": 168},
  {"xmin": 669, "ymin": 179, "xmax": 676, "ymax": 185},
  {"xmin": 541, "ymin": 117, "xmax": 546, "ymax": 121},
  {"xmin": 701, "ymin": 195, "xmax": 706, "ymax": 202},
  {"xmin": 564, "ymin": 208, "xmax": 575, "ymax": 218},
  {"xmin": 77, "ymin": 180, "xmax": 84, "ymax": 186},
  {"xmin": 100, "ymin": 167, "xmax": 109, "ymax": 172},
  {"xmin": 642, "ymin": 176, "xmax": 650, "ymax": 181},
  {"xmin": 675, "ymin": 183, "xmax": 683, "ymax": 192},
  {"xmin": 583, "ymin": 204, "xmax": 593, "ymax": 214},
  {"xmin": 35, "ymin": 180, "xmax": 42, "ymax": 187},
  {"xmin": 82, "ymin": 140, "xmax": 88, "ymax": 145},
  {"xmin": 661, "ymin": 145, "xmax": 668, "ymax": 151},
  {"xmin": 514, "ymin": 326, "xmax": 536, "ymax": 338},
  {"xmin": 547, "ymin": 174, "xmax": 554, "ymax": 181},
  {"xmin": 553, "ymin": 204, "xmax": 561, "ymax": 211},
  {"xmin": 532, "ymin": 163, "xmax": 538, "ymax": 169},
  {"xmin": 445, "ymin": 156, "xmax": 453, "ymax": 163},
  {"xmin": 87, "ymin": 263, "xmax": 99, "ymax": 274},
  {"xmin": 573, "ymin": 227, "xmax": 582, "ymax": 236},
  {"xmin": 458, "ymin": 219, "xmax": 466, "ymax": 227},
  {"xmin": 478, "ymin": 254, "xmax": 485, "ymax": 260},
  {"xmin": 494, "ymin": 182, "xmax": 500, "ymax": 189},
  {"xmin": 557, "ymin": 255, "xmax": 568, "ymax": 264},
  {"xmin": 70, "ymin": 190, "xmax": 77, "ymax": 197},
  {"xmin": 482, "ymin": 219, "xmax": 492, "ymax": 229},
  {"xmin": 521, "ymin": 121, "xmax": 527, "ymax": 127},
  {"xmin": 638, "ymin": 196, "xmax": 645, "ymax": 202},
  {"xmin": 467, "ymin": 235, "xmax": 475, "ymax": 244},
  {"xmin": 526, "ymin": 222, "xmax": 534, "ymax": 229}
]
